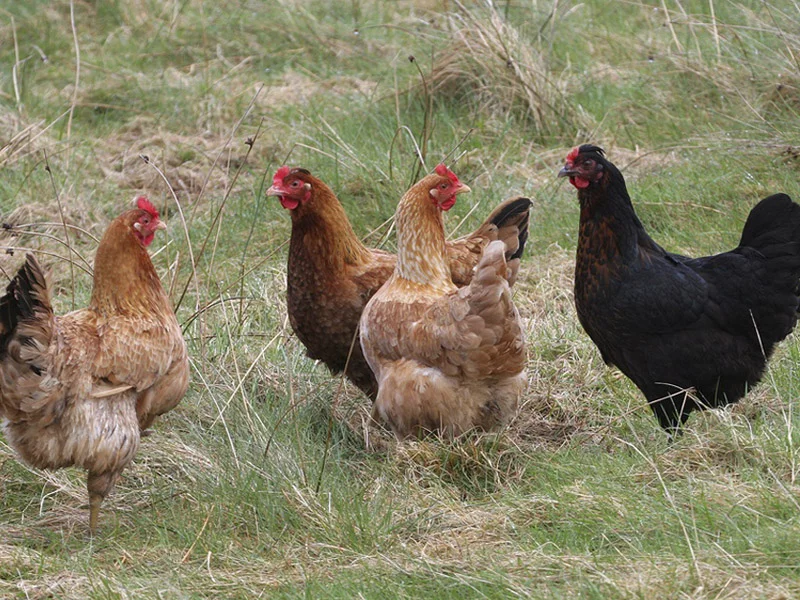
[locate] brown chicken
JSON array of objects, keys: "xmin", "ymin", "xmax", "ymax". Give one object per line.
[
  {"xmin": 0, "ymin": 197, "xmax": 189, "ymax": 531},
  {"xmin": 267, "ymin": 165, "xmax": 530, "ymax": 400},
  {"xmin": 360, "ymin": 165, "xmax": 527, "ymax": 438}
]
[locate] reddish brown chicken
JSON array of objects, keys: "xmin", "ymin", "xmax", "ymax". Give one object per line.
[
  {"xmin": 0, "ymin": 198, "xmax": 189, "ymax": 531},
  {"xmin": 267, "ymin": 166, "xmax": 531, "ymax": 400},
  {"xmin": 360, "ymin": 165, "xmax": 527, "ymax": 438}
]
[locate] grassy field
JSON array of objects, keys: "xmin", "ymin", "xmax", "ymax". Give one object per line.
[{"xmin": 1, "ymin": 0, "xmax": 800, "ymax": 597}]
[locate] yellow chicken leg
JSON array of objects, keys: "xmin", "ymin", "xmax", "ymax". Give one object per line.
[
  {"xmin": 87, "ymin": 471, "xmax": 119, "ymax": 533},
  {"xmin": 88, "ymin": 492, "xmax": 104, "ymax": 533}
]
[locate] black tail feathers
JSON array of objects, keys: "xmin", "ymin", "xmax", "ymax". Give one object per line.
[
  {"xmin": 488, "ymin": 196, "xmax": 532, "ymax": 261},
  {"xmin": 739, "ymin": 193, "xmax": 800, "ymax": 252},
  {"xmin": 0, "ymin": 254, "xmax": 50, "ymax": 358}
]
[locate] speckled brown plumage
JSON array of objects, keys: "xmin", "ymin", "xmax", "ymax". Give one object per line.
[
  {"xmin": 268, "ymin": 167, "xmax": 531, "ymax": 401},
  {"xmin": 0, "ymin": 202, "xmax": 189, "ymax": 531},
  {"xmin": 360, "ymin": 168, "xmax": 527, "ymax": 439}
]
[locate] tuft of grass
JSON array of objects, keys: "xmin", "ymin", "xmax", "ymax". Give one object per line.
[{"xmin": 429, "ymin": 0, "xmax": 591, "ymax": 143}]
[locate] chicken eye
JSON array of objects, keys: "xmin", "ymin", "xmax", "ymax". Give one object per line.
[
  {"xmin": 290, "ymin": 181, "xmax": 300, "ymax": 188},
  {"xmin": 440, "ymin": 183, "xmax": 448, "ymax": 189}
]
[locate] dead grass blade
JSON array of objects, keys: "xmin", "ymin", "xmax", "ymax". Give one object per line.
[
  {"xmin": 43, "ymin": 150, "xmax": 77, "ymax": 309},
  {"xmin": 66, "ymin": 0, "xmax": 81, "ymax": 171}
]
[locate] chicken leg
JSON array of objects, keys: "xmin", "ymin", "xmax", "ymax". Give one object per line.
[{"xmin": 87, "ymin": 470, "xmax": 121, "ymax": 533}]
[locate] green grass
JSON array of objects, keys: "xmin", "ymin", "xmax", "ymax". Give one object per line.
[{"xmin": 2, "ymin": 0, "xmax": 800, "ymax": 597}]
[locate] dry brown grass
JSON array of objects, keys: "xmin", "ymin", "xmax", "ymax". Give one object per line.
[{"xmin": 429, "ymin": 0, "xmax": 593, "ymax": 140}]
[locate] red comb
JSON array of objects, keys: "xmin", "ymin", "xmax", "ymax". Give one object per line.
[
  {"xmin": 434, "ymin": 163, "xmax": 459, "ymax": 184},
  {"xmin": 566, "ymin": 147, "xmax": 580, "ymax": 164},
  {"xmin": 136, "ymin": 196, "xmax": 159, "ymax": 218},
  {"xmin": 273, "ymin": 165, "xmax": 291, "ymax": 187}
]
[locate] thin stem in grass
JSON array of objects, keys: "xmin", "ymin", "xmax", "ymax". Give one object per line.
[
  {"xmin": 194, "ymin": 359, "xmax": 240, "ymax": 470},
  {"xmin": 11, "ymin": 16, "xmax": 21, "ymax": 112},
  {"xmin": 206, "ymin": 128, "xmax": 265, "ymax": 306},
  {"xmin": 182, "ymin": 296, "xmax": 254, "ymax": 332},
  {"xmin": 262, "ymin": 374, "xmax": 311, "ymax": 462},
  {"xmin": 11, "ymin": 222, "xmax": 100, "ymax": 244},
  {"xmin": 305, "ymin": 113, "xmax": 375, "ymax": 174},
  {"xmin": 180, "ymin": 239, "xmax": 288, "ymax": 332},
  {"xmin": 66, "ymin": 0, "xmax": 81, "ymax": 171},
  {"xmin": 180, "ymin": 506, "xmax": 213, "ymax": 564},
  {"xmin": 389, "ymin": 126, "xmax": 425, "ymax": 183},
  {"xmin": 139, "ymin": 154, "xmax": 199, "ymax": 315},
  {"xmin": 174, "ymin": 115, "xmax": 263, "ymax": 315},
  {"xmin": 209, "ymin": 331, "xmax": 281, "ymax": 432},
  {"xmin": 747, "ymin": 310, "xmax": 795, "ymax": 482},
  {"xmin": 619, "ymin": 431, "xmax": 702, "ymax": 584},
  {"xmin": 0, "ymin": 109, "xmax": 70, "ymax": 170},
  {"xmin": 237, "ymin": 144, "xmax": 270, "ymax": 330},
  {"xmin": 408, "ymin": 54, "xmax": 433, "ymax": 183},
  {"xmin": 0, "ymin": 247, "xmax": 93, "ymax": 277},
  {"xmin": 187, "ymin": 84, "xmax": 264, "ymax": 225},
  {"xmin": 360, "ymin": 213, "xmax": 395, "ymax": 249},
  {"xmin": 43, "ymin": 150, "xmax": 76, "ymax": 310},
  {"xmin": 4, "ymin": 228, "xmax": 93, "ymax": 271},
  {"xmin": 708, "ymin": 0, "xmax": 721, "ymax": 62},
  {"xmin": 220, "ymin": 288, "xmax": 259, "ymax": 442},
  {"xmin": 285, "ymin": 346, "xmax": 309, "ymax": 489},
  {"xmin": 438, "ymin": 127, "xmax": 474, "ymax": 172},
  {"xmin": 763, "ymin": 0, "xmax": 800, "ymax": 76}
]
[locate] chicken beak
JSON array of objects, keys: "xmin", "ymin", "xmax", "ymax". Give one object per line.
[
  {"xmin": 154, "ymin": 219, "xmax": 167, "ymax": 231},
  {"xmin": 558, "ymin": 165, "xmax": 576, "ymax": 178},
  {"xmin": 457, "ymin": 183, "xmax": 471, "ymax": 195},
  {"xmin": 265, "ymin": 185, "xmax": 282, "ymax": 197}
]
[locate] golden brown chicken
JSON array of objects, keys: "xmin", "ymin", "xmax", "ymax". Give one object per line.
[
  {"xmin": 267, "ymin": 166, "xmax": 530, "ymax": 400},
  {"xmin": 0, "ymin": 197, "xmax": 189, "ymax": 531},
  {"xmin": 360, "ymin": 165, "xmax": 527, "ymax": 438}
]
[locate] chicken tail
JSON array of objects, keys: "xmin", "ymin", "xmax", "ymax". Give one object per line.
[
  {"xmin": 0, "ymin": 254, "xmax": 55, "ymax": 392},
  {"xmin": 474, "ymin": 196, "xmax": 532, "ymax": 286},
  {"xmin": 483, "ymin": 196, "xmax": 532, "ymax": 261},
  {"xmin": 739, "ymin": 193, "xmax": 800, "ymax": 254},
  {"xmin": 739, "ymin": 193, "xmax": 800, "ymax": 295},
  {"xmin": 467, "ymin": 240, "xmax": 516, "ymax": 320},
  {"xmin": 737, "ymin": 193, "xmax": 800, "ymax": 345},
  {"xmin": 460, "ymin": 239, "xmax": 527, "ymax": 378}
]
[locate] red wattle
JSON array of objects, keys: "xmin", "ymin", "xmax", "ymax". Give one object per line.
[
  {"xmin": 570, "ymin": 177, "xmax": 590, "ymax": 189},
  {"xmin": 280, "ymin": 197, "xmax": 300, "ymax": 210},
  {"xmin": 439, "ymin": 196, "xmax": 457, "ymax": 211}
]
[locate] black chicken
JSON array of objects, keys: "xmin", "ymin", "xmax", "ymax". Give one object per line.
[{"xmin": 559, "ymin": 144, "xmax": 800, "ymax": 435}]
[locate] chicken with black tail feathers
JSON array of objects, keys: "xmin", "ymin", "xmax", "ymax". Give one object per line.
[{"xmin": 560, "ymin": 144, "xmax": 800, "ymax": 437}]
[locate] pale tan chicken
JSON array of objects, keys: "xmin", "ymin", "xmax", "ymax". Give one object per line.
[
  {"xmin": 360, "ymin": 165, "xmax": 527, "ymax": 438},
  {"xmin": 0, "ymin": 197, "xmax": 189, "ymax": 531}
]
